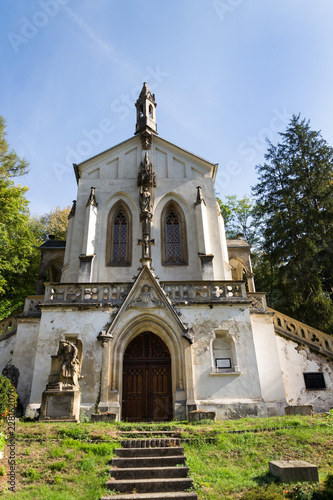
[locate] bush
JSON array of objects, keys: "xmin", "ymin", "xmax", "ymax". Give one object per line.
[
  {"xmin": 0, "ymin": 374, "xmax": 17, "ymax": 417},
  {"xmin": 0, "ymin": 432, "xmax": 5, "ymax": 451},
  {"xmin": 241, "ymin": 484, "xmax": 285, "ymax": 499}
]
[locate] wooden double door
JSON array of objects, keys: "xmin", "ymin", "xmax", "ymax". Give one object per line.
[{"xmin": 122, "ymin": 332, "xmax": 172, "ymax": 421}]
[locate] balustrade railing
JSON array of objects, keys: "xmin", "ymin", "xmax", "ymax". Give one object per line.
[
  {"xmin": 43, "ymin": 280, "xmax": 248, "ymax": 305},
  {"xmin": 248, "ymin": 292, "xmax": 268, "ymax": 312},
  {"xmin": 0, "ymin": 315, "xmax": 18, "ymax": 338},
  {"xmin": 160, "ymin": 281, "xmax": 247, "ymax": 302},
  {"xmin": 44, "ymin": 283, "xmax": 132, "ymax": 304},
  {"xmin": 269, "ymin": 308, "xmax": 333, "ymax": 358}
]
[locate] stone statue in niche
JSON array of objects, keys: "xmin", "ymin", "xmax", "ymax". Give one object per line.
[
  {"xmin": 137, "ymin": 152, "xmax": 156, "ymax": 187},
  {"xmin": 139, "ymin": 186, "xmax": 152, "ymax": 214}
]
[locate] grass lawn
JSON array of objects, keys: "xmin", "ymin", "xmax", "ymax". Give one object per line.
[{"xmin": 0, "ymin": 415, "xmax": 332, "ymax": 499}]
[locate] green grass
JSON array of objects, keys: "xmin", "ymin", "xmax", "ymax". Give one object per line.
[{"xmin": 0, "ymin": 415, "xmax": 332, "ymax": 499}]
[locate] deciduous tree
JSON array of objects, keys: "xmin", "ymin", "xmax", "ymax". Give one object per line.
[{"xmin": 0, "ymin": 116, "xmax": 29, "ymax": 178}]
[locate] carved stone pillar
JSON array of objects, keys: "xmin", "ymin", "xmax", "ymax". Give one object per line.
[
  {"xmin": 246, "ymin": 272, "xmax": 256, "ymax": 293},
  {"xmin": 97, "ymin": 330, "xmax": 113, "ymax": 413}
]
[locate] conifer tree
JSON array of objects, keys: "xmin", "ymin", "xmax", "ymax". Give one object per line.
[{"xmin": 252, "ymin": 114, "xmax": 333, "ymax": 333}]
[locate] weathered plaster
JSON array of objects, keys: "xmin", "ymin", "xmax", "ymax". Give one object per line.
[{"xmin": 276, "ymin": 335, "xmax": 333, "ymax": 412}]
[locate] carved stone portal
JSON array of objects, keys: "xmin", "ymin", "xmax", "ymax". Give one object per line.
[{"xmin": 40, "ymin": 339, "xmax": 83, "ymax": 422}]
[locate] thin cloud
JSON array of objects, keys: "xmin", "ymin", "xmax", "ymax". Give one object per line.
[{"xmin": 63, "ymin": 6, "xmax": 126, "ymax": 69}]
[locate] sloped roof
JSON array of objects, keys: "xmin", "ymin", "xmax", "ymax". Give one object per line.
[{"xmin": 73, "ymin": 134, "xmax": 218, "ymax": 182}]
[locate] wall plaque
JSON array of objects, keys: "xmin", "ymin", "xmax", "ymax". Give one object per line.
[{"xmin": 215, "ymin": 358, "xmax": 231, "ymax": 369}]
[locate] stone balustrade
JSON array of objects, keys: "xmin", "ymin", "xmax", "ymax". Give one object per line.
[
  {"xmin": 248, "ymin": 292, "xmax": 268, "ymax": 312},
  {"xmin": 43, "ymin": 280, "xmax": 248, "ymax": 305},
  {"xmin": 160, "ymin": 281, "xmax": 247, "ymax": 302},
  {"xmin": 269, "ymin": 308, "xmax": 333, "ymax": 359},
  {"xmin": 44, "ymin": 283, "xmax": 132, "ymax": 305},
  {"xmin": 0, "ymin": 315, "xmax": 18, "ymax": 338}
]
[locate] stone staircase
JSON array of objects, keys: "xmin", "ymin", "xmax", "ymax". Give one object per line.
[{"xmin": 101, "ymin": 431, "xmax": 198, "ymax": 500}]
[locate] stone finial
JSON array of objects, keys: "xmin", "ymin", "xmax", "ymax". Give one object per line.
[
  {"xmin": 86, "ymin": 187, "xmax": 98, "ymax": 207},
  {"xmin": 68, "ymin": 200, "xmax": 76, "ymax": 220},
  {"xmin": 195, "ymin": 186, "xmax": 206, "ymax": 206}
]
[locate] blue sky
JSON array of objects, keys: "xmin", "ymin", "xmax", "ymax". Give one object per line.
[{"xmin": 1, "ymin": 0, "xmax": 333, "ymax": 216}]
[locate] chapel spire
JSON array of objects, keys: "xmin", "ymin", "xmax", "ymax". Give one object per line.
[{"xmin": 135, "ymin": 82, "xmax": 158, "ymax": 150}]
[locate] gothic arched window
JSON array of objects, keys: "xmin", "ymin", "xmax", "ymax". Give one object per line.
[
  {"xmin": 106, "ymin": 201, "xmax": 132, "ymax": 266},
  {"xmin": 161, "ymin": 201, "xmax": 188, "ymax": 265}
]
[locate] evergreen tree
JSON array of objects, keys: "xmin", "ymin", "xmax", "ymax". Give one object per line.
[{"xmin": 252, "ymin": 114, "xmax": 333, "ymax": 333}]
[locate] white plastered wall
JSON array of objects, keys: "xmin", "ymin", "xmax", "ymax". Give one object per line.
[
  {"xmin": 276, "ymin": 335, "xmax": 333, "ymax": 413},
  {"xmin": 251, "ymin": 313, "xmax": 287, "ymax": 416},
  {"xmin": 27, "ymin": 307, "xmax": 113, "ymax": 411}
]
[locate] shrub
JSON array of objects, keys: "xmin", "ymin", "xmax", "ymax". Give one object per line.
[
  {"xmin": 0, "ymin": 432, "xmax": 5, "ymax": 451},
  {"xmin": 241, "ymin": 484, "xmax": 285, "ymax": 499},
  {"xmin": 0, "ymin": 374, "xmax": 17, "ymax": 417}
]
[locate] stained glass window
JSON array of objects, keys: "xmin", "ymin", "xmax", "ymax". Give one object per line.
[
  {"xmin": 112, "ymin": 210, "xmax": 127, "ymax": 263},
  {"xmin": 107, "ymin": 202, "xmax": 131, "ymax": 266},
  {"xmin": 166, "ymin": 210, "xmax": 181, "ymax": 263},
  {"xmin": 162, "ymin": 202, "xmax": 187, "ymax": 265}
]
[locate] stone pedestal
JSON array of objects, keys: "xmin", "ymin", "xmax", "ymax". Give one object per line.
[
  {"xmin": 285, "ymin": 405, "xmax": 313, "ymax": 416},
  {"xmin": 40, "ymin": 388, "xmax": 81, "ymax": 422},
  {"xmin": 91, "ymin": 412, "xmax": 117, "ymax": 423},
  {"xmin": 189, "ymin": 410, "xmax": 216, "ymax": 422},
  {"xmin": 269, "ymin": 460, "xmax": 319, "ymax": 483}
]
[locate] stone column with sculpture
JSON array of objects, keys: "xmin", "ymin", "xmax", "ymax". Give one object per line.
[{"xmin": 137, "ymin": 152, "xmax": 156, "ymax": 267}]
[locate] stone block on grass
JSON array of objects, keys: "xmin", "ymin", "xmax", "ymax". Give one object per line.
[
  {"xmin": 189, "ymin": 410, "xmax": 216, "ymax": 422},
  {"xmin": 91, "ymin": 412, "xmax": 117, "ymax": 422},
  {"xmin": 269, "ymin": 460, "xmax": 319, "ymax": 483},
  {"xmin": 284, "ymin": 405, "xmax": 313, "ymax": 416}
]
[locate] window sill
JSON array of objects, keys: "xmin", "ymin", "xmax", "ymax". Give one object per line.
[{"xmin": 210, "ymin": 371, "xmax": 241, "ymax": 377}]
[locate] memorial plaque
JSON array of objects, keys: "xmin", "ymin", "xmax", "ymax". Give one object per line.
[
  {"xmin": 216, "ymin": 358, "xmax": 231, "ymax": 369},
  {"xmin": 47, "ymin": 395, "xmax": 71, "ymax": 418},
  {"xmin": 303, "ymin": 372, "xmax": 326, "ymax": 390}
]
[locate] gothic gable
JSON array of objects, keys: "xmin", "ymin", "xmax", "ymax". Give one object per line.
[{"xmin": 104, "ymin": 265, "xmax": 194, "ymax": 343}]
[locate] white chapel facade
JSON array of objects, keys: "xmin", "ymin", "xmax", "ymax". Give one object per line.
[{"xmin": 1, "ymin": 83, "xmax": 333, "ymax": 421}]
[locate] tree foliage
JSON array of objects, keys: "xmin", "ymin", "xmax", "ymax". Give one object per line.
[
  {"xmin": 0, "ymin": 178, "xmax": 40, "ymax": 319},
  {"xmin": 0, "ymin": 118, "xmax": 39, "ymax": 320},
  {"xmin": 252, "ymin": 114, "xmax": 333, "ymax": 333},
  {"xmin": 31, "ymin": 205, "xmax": 70, "ymax": 242},
  {"xmin": 0, "ymin": 116, "xmax": 29, "ymax": 178},
  {"xmin": 217, "ymin": 194, "xmax": 257, "ymax": 245}
]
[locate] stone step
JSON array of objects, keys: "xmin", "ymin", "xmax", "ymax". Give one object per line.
[
  {"xmin": 110, "ymin": 466, "xmax": 190, "ymax": 480},
  {"xmin": 121, "ymin": 438, "xmax": 181, "ymax": 448},
  {"xmin": 105, "ymin": 477, "xmax": 194, "ymax": 494},
  {"xmin": 120, "ymin": 431, "xmax": 181, "ymax": 436},
  {"xmin": 115, "ymin": 446, "xmax": 184, "ymax": 457},
  {"xmin": 111, "ymin": 455, "xmax": 186, "ymax": 468},
  {"xmin": 101, "ymin": 492, "xmax": 198, "ymax": 500}
]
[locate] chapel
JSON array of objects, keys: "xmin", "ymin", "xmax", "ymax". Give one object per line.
[{"xmin": 1, "ymin": 83, "xmax": 332, "ymax": 421}]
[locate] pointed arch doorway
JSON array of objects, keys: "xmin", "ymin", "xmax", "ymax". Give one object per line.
[{"xmin": 122, "ymin": 332, "xmax": 173, "ymax": 421}]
